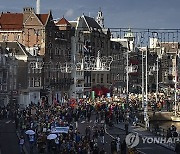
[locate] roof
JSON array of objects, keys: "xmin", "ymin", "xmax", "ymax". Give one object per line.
[
  {"xmin": 0, "ymin": 12, "xmax": 49, "ymax": 30},
  {"xmin": 83, "ymin": 15, "xmax": 101, "ymax": 30},
  {"xmin": 69, "ymin": 21, "xmax": 77, "ymax": 28},
  {"xmin": 0, "ymin": 13, "xmax": 23, "ymax": 30},
  {"xmin": 37, "ymin": 14, "xmax": 49, "ymax": 25},
  {"xmin": 56, "ymin": 17, "xmax": 70, "ymax": 25},
  {"xmin": 0, "ymin": 41, "xmax": 31, "ymax": 57}
]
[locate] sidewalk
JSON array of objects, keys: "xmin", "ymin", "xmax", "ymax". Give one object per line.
[{"xmin": 114, "ymin": 122, "xmax": 176, "ymax": 151}]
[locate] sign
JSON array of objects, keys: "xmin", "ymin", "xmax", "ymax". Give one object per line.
[{"xmin": 51, "ymin": 127, "xmax": 69, "ymax": 134}]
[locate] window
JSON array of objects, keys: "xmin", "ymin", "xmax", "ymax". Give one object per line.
[
  {"xmin": 34, "ymin": 77, "xmax": 40, "ymax": 87},
  {"xmin": 92, "ymin": 74, "xmax": 95, "ymax": 83},
  {"xmin": 97, "ymin": 74, "xmax": 99, "ymax": 83},
  {"xmin": 14, "ymin": 34, "xmax": 21, "ymax": 41},
  {"xmin": 30, "ymin": 77, "xmax": 34, "ymax": 87},
  {"xmin": 14, "ymin": 79, "xmax": 17, "ymax": 89},
  {"xmin": 2, "ymin": 34, "xmax": 7, "ymax": 41},
  {"xmin": 107, "ymin": 74, "xmax": 109, "ymax": 83},
  {"xmin": 3, "ymin": 85, "xmax": 7, "ymax": 91},
  {"xmin": 101, "ymin": 74, "xmax": 104, "ymax": 83}
]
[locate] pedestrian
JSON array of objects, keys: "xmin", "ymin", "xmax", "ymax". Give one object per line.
[
  {"xmin": 85, "ymin": 126, "xmax": 91, "ymax": 140},
  {"xmin": 116, "ymin": 135, "xmax": 121, "ymax": 153},
  {"xmin": 125, "ymin": 121, "xmax": 129, "ymax": 135},
  {"xmin": 19, "ymin": 135, "xmax": 24, "ymax": 154},
  {"xmin": 175, "ymin": 141, "xmax": 180, "ymax": 154},
  {"xmin": 111, "ymin": 139, "xmax": 117, "ymax": 154},
  {"xmin": 121, "ymin": 140, "xmax": 127, "ymax": 154},
  {"xmin": 99, "ymin": 147, "xmax": 106, "ymax": 154},
  {"xmin": 28, "ymin": 134, "xmax": 35, "ymax": 153},
  {"xmin": 99, "ymin": 126, "xmax": 105, "ymax": 144}
]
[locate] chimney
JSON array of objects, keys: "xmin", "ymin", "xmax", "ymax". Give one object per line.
[{"xmin": 36, "ymin": 0, "xmax": 40, "ymax": 14}]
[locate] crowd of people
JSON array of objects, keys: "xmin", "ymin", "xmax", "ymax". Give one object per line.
[
  {"xmin": 1, "ymin": 95, "xmax": 179, "ymax": 154},
  {"xmin": 14, "ymin": 98, "xmax": 134, "ymax": 154}
]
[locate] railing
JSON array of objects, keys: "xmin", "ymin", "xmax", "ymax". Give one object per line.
[{"xmin": 136, "ymin": 119, "xmax": 177, "ymax": 151}]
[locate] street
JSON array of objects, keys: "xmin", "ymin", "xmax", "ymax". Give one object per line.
[
  {"xmin": 0, "ymin": 119, "xmax": 19, "ymax": 154},
  {"xmin": 0, "ymin": 113, "xmax": 178, "ymax": 154}
]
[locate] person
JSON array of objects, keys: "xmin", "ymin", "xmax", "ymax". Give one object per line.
[
  {"xmin": 125, "ymin": 121, "xmax": 129, "ymax": 135},
  {"xmin": 99, "ymin": 148, "xmax": 106, "ymax": 154},
  {"xmin": 116, "ymin": 135, "xmax": 121, "ymax": 153},
  {"xmin": 99, "ymin": 126, "xmax": 105, "ymax": 144},
  {"xmin": 111, "ymin": 139, "xmax": 117, "ymax": 154},
  {"xmin": 171, "ymin": 125, "xmax": 177, "ymax": 132},
  {"xmin": 19, "ymin": 136, "xmax": 24, "ymax": 154},
  {"xmin": 55, "ymin": 136, "xmax": 60, "ymax": 152},
  {"xmin": 85, "ymin": 126, "xmax": 91, "ymax": 140},
  {"xmin": 175, "ymin": 141, "xmax": 180, "ymax": 154},
  {"xmin": 29, "ymin": 134, "xmax": 35, "ymax": 153},
  {"xmin": 121, "ymin": 140, "xmax": 127, "ymax": 154},
  {"xmin": 166, "ymin": 128, "xmax": 172, "ymax": 138}
]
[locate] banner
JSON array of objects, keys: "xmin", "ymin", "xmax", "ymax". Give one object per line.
[{"xmin": 51, "ymin": 127, "xmax": 69, "ymax": 134}]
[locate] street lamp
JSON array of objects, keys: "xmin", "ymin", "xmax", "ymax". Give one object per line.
[
  {"xmin": 156, "ymin": 56, "xmax": 159, "ymax": 105},
  {"xmin": 140, "ymin": 46, "xmax": 149, "ymax": 129},
  {"xmin": 174, "ymin": 53, "xmax": 178, "ymax": 116}
]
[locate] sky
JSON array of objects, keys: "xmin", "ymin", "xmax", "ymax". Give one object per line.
[{"xmin": 0, "ymin": 0, "xmax": 180, "ymax": 29}]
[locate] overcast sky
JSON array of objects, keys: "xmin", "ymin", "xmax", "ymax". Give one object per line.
[{"xmin": 0, "ymin": 0, "xmax": 179, "ymax": 29}]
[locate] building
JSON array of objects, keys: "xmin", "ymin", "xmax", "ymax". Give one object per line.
[
  {"xmin": 69, "ymin": 11, "xmax": 112, "ymax": 98},
  {"xmin": 0, "ymin": 42, "xmax": 32, "ymax": 107},
  {"xmin": 149, "ymin": 38, "xmax": 180, "ymax": 89},
  {"xmin": 0, "ymin": 8, "xmax": 74, "ymax": 106},
  {"xmin": 0, "ymin": 46, "xmax": 10, "ymax": 106}
]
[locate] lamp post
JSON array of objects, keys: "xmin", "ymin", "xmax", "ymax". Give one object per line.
[
  {"xmin": 144, "ymin": 46, "xmax": 149, "ymax": 129},
  {"xmin": 126, "ymin": 48, "xmax": 129, "ymax": 104},
  {"xmin": 156, "ymin": 56, "xmax": 159, "ymax": 104},
  {"xmin": 175, "ymin": 53, "xmax": 178, "ymax": 116},
  {"xmin": 142, "ymin": 49, "xmax": 144, "ymax": 109}
]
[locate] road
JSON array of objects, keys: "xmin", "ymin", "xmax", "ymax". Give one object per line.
[
  {"xmin": 107, "ymin": 126, "xmax": 176, "ymax": 154},
  {"xmin": 0, "ymin": 115, "xmax": 177, "ymax": 154},
  {"xmin": 0, "ymin": 119, "xmax": 19, "ymax": 154},
  {"xmin": 77, "ymin": 113, "xmax": 176, "ymax": 154}
]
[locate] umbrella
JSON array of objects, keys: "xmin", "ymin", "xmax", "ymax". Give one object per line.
[
  {"xmin": 25, "ymin": 130, "xmax": 35, "ymax": 135},
  {"xmin": 47, "ymin": 134, "xmax": 57, "ymax": 140}
]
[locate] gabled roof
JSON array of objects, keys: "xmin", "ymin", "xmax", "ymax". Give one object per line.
[
  {"xmin": 0, "ymin": 41, "xmax": 31, "ymax": 57},
  {"xmin": 56, "ymin": 17, "xmax": 70, "ymax": 25},
  {"xmin": 83, "ymin": 15, "xmax": 101, "ymax": 30},
  {"xmin": 0, "ymin": 12, "xmax": 49, "ymax": 30},
  {"xmin": 37, "ymin": 14, "xmax": 49, "ymax": 25},
  {"xmin": 0, "ymin": 13, "xmax": 23, "ymax": 30}
]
